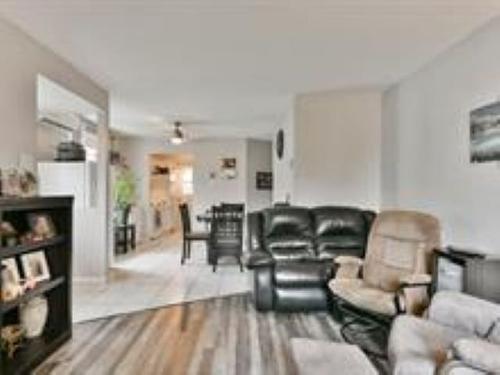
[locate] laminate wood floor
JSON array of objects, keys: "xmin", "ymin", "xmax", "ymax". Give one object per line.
[{"xmin": 37, "ymin": 293, "xmax": 387, "ymax": 375}]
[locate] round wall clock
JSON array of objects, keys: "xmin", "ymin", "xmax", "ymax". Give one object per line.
[{"xmin": 276, "ymin": 129, "xmax": 284, "ymax": 160}]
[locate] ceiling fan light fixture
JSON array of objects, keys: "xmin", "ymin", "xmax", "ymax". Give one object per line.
[
  {"xmin": 170, "ymin": 136, "xmax": 184, "ymax": 145},
  {"xmin": 169, "ymin": 121, "xmax": 185, "ymax": 145}
]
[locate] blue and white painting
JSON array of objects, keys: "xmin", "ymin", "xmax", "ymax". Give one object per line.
[{"xmin": 470, "ymin": 102, "xmax": 500, "ymax": 163}]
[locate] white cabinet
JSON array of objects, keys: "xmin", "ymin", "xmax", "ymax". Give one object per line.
[
  {"xmin": 38, "ymin": 161, "xmax": 102, "ymax": 282},
  {"xmin": 38, "ymin": 162, "xmax": 97, "ymax": 208}
]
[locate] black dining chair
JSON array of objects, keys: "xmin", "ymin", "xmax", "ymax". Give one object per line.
[
  {"xmin": 179, "ymin": 203, "xmax": 210, "ymax": 265},
  {"xmin": 209, "ymin": 205, "xmax": 244, "ymax": 272},
  {"xmin": 220, "ymin": 202, "xmax": 245, "ymax": 213}
]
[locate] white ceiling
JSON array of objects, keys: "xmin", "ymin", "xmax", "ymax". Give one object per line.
[{"xmin": 1, "ymin": 1, "xmax": 500, "ymax": 139}]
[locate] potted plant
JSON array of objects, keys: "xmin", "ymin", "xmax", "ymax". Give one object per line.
[{"xmin": 113, "ymin": 167, "xmax": 136, "ymax": 226}]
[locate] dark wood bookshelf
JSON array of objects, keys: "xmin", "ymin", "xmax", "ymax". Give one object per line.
[
  {"xmin": 0, "ymin": 197, "xmax": 73, "ymax": 375},
  {"xmin": 1, "ymin": 329, "xmax": 70, "ymax": 375},
  {"xmin": 1, "ymin": 235, "xmax": 65, "ymax": 259}
]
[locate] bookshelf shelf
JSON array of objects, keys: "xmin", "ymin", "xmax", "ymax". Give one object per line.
[{"xmin": 1, "ymin": 235, "xmax": 65, "ymax": 259}]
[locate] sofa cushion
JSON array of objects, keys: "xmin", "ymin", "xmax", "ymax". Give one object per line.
[
  {"xmin": 329, "ymin": 278, "xmax": 398, "ymax": 316},
  {"xmin": 452, "ymin": 338, "xmax": 500, "ymax": 374},
  {"xmin": 268, "ymin": 246, "xmax": 316, "ymax": 262},
  {"xmin": 274, "ymin": 287, "xmax": 330, "ymax": 311},
  {"xmin": 263, "ymin": 207, "xmax": 313, "ymax": 238},
  {"xmin": 291, "ymin": 339, "xmax": 378, "ymax": 375},
  {"xmin": 266, "ymin": 235, "xmax": 313, "ymax": 251},
  {"xmin": 274, "ymin": 262, "xmax": 330, "ymax": 287},
  {"xmin": 313, "ymin": 207, "xmax": 366, "ymax": 237},
  {"xmin": 486, "ymin": 318, "xmax": 500, "ymax": 345},
  {"xmin": 317, "ymin": 235, "xmax": 364, "ymax": 250},
  {"xmin": 388, "ymin": 315, "xmax": 473, "ymax": 375},
  {"xmin": 316, "ymin": 235, "xmax": 365, "ymax": 260},
  {"xmin": 317, "ymin": 247, "xmax": 364, "ymax": 261}
]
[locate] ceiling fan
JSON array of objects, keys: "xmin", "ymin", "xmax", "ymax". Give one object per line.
[{"xmin": 169, "ymin": 121, "xmax": 185, "ymax": 145}]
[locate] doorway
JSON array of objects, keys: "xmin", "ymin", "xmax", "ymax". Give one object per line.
[{"xmin": 148, "ymin": 152, "xmax": 194, "ymax": 240}]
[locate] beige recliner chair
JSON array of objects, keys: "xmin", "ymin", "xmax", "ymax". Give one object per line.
[{"xmin": 329, "ymin": 210, "xmax": 441, "ymax": 320}]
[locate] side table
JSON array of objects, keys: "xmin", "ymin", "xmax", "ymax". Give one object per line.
[
  {"xmin": 433, "ymin": 247, "xmax": 500, "ymax": 302},
  {"xmin": 115, "ymin": 224, "xmax": 136, "ymax": 254}
]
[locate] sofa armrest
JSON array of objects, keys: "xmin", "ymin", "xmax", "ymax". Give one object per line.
[
  {"xmin": 334, "ymin": 256, "xmax": 363, "ymax": 279},
  {"xmin": 247, "ymin": 211, "xmax": 264, "ymax": 252},
  {"xmin": 451, "ymin": 338, "xmax": 500, "ymax": 374},
  {"xmin": 438, "ymin": 360, "xmax": 487, "ymax": 375},
  {"xmin": 429, "ymin": 292, "xmax": 500, "ymax": 336},
  {"xmin": 245, "ymin": 251, "xmax": 275, "ymax": 269},
  {"xmin": 362, "ymin": 210, "xmax": 377, "ymax": 230}
]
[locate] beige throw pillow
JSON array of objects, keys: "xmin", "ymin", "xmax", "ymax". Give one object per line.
[{"xmin": 452, "ymin": 338, "xmax": 500, "ymax": 373}]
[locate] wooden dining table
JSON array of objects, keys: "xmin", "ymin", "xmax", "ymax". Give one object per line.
[{"xmin": 196, "ymin": 210, "xmax": 244, "ymax": 230}]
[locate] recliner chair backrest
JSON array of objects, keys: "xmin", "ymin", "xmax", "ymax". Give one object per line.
[{"xmin": 363, "ymin": 210, "xmax": 441, "ymax": 292}]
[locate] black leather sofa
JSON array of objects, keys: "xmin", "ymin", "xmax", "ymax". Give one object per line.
[{"xmin": 246, "ymin": 206, "xmax": 376, "ymax": 312}]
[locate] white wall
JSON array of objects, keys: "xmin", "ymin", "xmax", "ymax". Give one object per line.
[
  {"xmin": 246, "ymin": 139, "xmax": 272, "ymax": 212},
  {"xmin": 0, "ymin": 17, "xmax": 110, "ymax": 282},
  {"xmin": 115, "ymin": 137, "xmax": 249, "ymax": 234},
  {"xmin": 381, "ymin": 17, "xmax": 500, "ymax": 253},
  {"xmin": 0, "ymin": 17, "xmax": 108, "ymax": 168},
  {"xmin": 293, "ymin": 90, "xmax": 382, "ymax": 209},
  {"xmin": 191, "ymin": 139, "xmax": 248, "ymax": 230},
  {"xmin": 273, "ymin": 108, "xmax": 295, "ymax": 203}
]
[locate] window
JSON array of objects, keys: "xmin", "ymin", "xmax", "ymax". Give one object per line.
[{"xmin": 181, "ymin": 167, "xmax": 193, "ymax": 196}]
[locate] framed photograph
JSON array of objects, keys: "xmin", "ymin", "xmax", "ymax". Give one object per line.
[
  {"xmin": 470, "ymin": 101, "xmax": 500, "ymax": 163},
  {"xmin": 256, "ymin": 172, "xmax": 273, "ymax": 190},
  {"xmin": 21, "ymin": 251, "xmax": 50, "ymax": 283},
  {"xmin": 28, "ymin": 213, "xmax": 56, "ymax": 240},
  {"xmin": 2, "ymin": 168, "xmax": 21, "ymax": 197},
  {"xmin": 1, "ymin": 258, "xmax": 22, "ymax": 302},
  {"xmin": 220, "ymin": 158, "xmax": 237, "ymax": 179},
  {"xmin": 1, "ymin": 258, "xmax": 21, "ymax": 286}
]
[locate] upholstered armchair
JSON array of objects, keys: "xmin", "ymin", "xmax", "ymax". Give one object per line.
[
  {"xmin": 389, "ymin": 291, "xmax": 500, "ymax": 374},
  {"xmin": 328, "ymin": 210, "xmax": 441, "ymax": 320}
]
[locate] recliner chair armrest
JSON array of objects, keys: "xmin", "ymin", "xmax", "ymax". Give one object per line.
[
  {"xmin": 399, "ymin": 273, "xmax": 432, "ymax": 288},
  {"xmin": 245, "ymin": 251, "xmax": 275, "ymax": 269},
  {"xmin": 334, "ymin": 255, "xmax": 364, "ymax": 266},
  {"xmin": 395, "ymin": 274, "xmax": 433, "ymax": 315},
  {"xmin": 334, "ymin": 256, "xmax": 363, "ymax": 279}
]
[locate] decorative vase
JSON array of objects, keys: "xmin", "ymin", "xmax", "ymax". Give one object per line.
[{"xmin": 20, "ymin": 297, "xmax": 48, "ymax": 338}]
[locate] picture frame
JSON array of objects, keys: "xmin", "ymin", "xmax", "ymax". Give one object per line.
[
  {"xmin": 470, "ymin": 101, "xmax": 500, "ymax": 163},
  {"xmin": 256, "ymin": 171, "xmax": 273, "ymax": 190},
  {"xmin": 220, "ymin": 157, "xmax": 237, "ymax": 179},
  {"xmin": 1, "ymin": 258, "xmax": 21, "ymax": 286},
  {"xmin": 21, "ymin": 251, "xmax": 51, "ymax": 283},
  {"xmin": 28, "ymin": 213, "xmax": 56, "ymax": 240},
  {"xmin": 1, "ymin": 258, "xmax": 23, "ymax": 302},
  {"xmin": 2, "ymin": 168, "xmax": 21, "ymax": 197}
]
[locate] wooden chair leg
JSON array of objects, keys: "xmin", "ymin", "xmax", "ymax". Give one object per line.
[
  {"xmin": 187, "ymin": 241, "xmax": 191, "ymax": 259},
  {"xmin": 181, "ymin": 240, "xmax": 186, "ymax": 265},
  {"xmin": 206, "ymin": 241, "xmax": 212, "ymax": 265},
  {"xmin": 212, "ymin": 257, "xmax": 217, "ymax": 272},
  {"xmin": 238, "ymin": 256, "xmax": 243, "ymax": 272}
]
